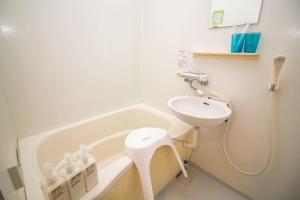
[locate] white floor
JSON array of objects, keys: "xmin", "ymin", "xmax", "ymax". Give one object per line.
[{"xmin": 156, "ymin": 167, "xmax": 248, "ymax": 200}]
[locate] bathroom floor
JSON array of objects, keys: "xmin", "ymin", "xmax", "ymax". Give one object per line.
[{"xmin": 156, "ymin": 167, "xmax": 248, "ymax": 200}]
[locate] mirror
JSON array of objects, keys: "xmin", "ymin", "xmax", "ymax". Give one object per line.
[{"xmin": 209, "ymin": 0, "xmax": 263, "ymax": 28}]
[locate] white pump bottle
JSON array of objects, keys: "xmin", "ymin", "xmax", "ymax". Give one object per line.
[
  {"xmin": 79, "ymin": 144, "xmax": 99, "ymax": 192},
  {"xmin": 61, "ymin": 153, "xmax": 86, "ymax": 200},
  {"xmin": 42, "ymin": 163, "xmax": 70, "ymax": 200}
]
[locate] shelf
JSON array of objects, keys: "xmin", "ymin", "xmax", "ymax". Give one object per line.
[{"xmin": 193, "ymin": 52, "xmax": 260, "ymax": 60}]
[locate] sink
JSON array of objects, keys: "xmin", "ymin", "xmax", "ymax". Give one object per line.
[{"xmin": 168, "ymin": 96, "xmax": 231, "ymax": 127}]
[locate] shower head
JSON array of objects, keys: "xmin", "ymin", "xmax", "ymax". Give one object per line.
[{"xmin": 270, "ymin": 55, "xmax": 286, "ymax": 92}]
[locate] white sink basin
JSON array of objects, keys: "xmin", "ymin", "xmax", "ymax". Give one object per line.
[{"xmin": 168, "ymin": 96, "xmax": 231, "ymax": 127}]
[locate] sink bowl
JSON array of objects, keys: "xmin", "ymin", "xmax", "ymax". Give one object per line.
[{"xmin": 168, "ymin": 96, "xmax": 231, "ymax": 127}]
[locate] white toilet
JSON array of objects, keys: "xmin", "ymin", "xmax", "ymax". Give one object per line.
[{"xmin": 125, "ymin": 128, "xmax": 188, "ymax": 200}]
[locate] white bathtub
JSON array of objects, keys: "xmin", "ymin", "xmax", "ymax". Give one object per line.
[{"xmin": 19, "ymin": 104, "xmax": 192, "ymax": 200}]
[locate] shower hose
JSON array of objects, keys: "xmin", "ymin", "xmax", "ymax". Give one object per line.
[
  {"xmin": 202, "ymin": 88, "xmax": 274, "ymax": 176},
  {"xmin": 223, "ymin": 94, "xmax": 274, "ymax": 175}
]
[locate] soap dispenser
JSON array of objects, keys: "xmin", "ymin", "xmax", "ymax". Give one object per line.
[
  {"xmin": 41, "ymin": 163, "xmax": 70, "ymax": 200},
  {"xmin": 79, "ymin": 145, "xmax": 99, "ymax": 192},
  {"xmin": 61, "ymin": 153, "xmax": 86, "ymax": 200}
]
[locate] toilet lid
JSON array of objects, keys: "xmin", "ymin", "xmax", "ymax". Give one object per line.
[{"xmin": 125, "ymin": 128, "xmax": 167, "ymax": 149}]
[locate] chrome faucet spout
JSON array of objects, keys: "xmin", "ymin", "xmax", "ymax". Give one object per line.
[{"xmin": 188, "ymin": 78, "xmax": 199, "ymax": 91}]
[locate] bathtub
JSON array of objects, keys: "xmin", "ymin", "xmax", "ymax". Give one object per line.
[{"xmin": 19, "ymin": 103, "xmax": 192, "ymax": 200}]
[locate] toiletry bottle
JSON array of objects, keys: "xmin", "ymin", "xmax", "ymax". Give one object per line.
[
  {"xmin": 79, "ymin": 145, "xmax": 99, "ymax": 192},
  {"xmin": 41, "ymin": 163, "xmax": 70, "ymax": 200},
  {"xmin": 61, "ymin": 153, "xmax": 86, "ymax": 200}
]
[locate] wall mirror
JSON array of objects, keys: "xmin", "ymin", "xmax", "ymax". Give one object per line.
[{"xmin": 209, "ymin": 0, "xmax": 263, "ymax": 28}]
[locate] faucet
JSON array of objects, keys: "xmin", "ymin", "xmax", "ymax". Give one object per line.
[
  {"xmin": 177, "ymin": 71, "xmax": 209, "ymax": 87},
  {"xmin": 187, "ymin": 78, "xmax": 200, "ymax": 91},
  {"xmin": 176, "ymin": 70, "xmax": 229, "ymax": 104}
]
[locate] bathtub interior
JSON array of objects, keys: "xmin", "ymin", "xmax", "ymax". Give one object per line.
[{"xmin": 36, "ymin": 108, "xmax": 177, "ymax": 177}]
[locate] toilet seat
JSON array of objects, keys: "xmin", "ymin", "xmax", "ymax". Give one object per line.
[{"xmin": 125, "ymin": 128, "xmax": 188, "ymax": 200}]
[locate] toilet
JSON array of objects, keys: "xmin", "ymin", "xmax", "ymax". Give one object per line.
[{"xmin": 125, "ymin": 128, "xmax": 188, "ymax": 200}]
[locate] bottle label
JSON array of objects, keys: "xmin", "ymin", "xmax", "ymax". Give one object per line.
[
  {"xmin": 51, "ymin": 185, "xmax": 65, "ymax": 199},
  {"xmin": 86, "ymin": 163, "xmax": 97, "ymax": 177},
  {"xmin": 70, "ymin": 172, "xmax": 82, "ymax": 188}
]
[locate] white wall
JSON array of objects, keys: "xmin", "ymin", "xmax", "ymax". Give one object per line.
[
  {"xmin": 141, "ymin": 0, "xmax": 300, "ymax": 199},
  {"xmin": 0, "ymin": 88, "xmax": 25, "ymax": 200},
  {"xmin": 0, "ymin": 0, "xmax": 141, "ymax": 138}
]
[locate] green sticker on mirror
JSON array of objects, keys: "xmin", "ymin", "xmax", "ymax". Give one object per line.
[{"xmin": 211, "ymin": 10, "xmax": 224, "ymax": 27}]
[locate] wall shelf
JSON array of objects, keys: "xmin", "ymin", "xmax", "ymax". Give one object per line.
[{"xmin": 193, "ymin": 52, "xmax": 260, "ymax": 60}]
